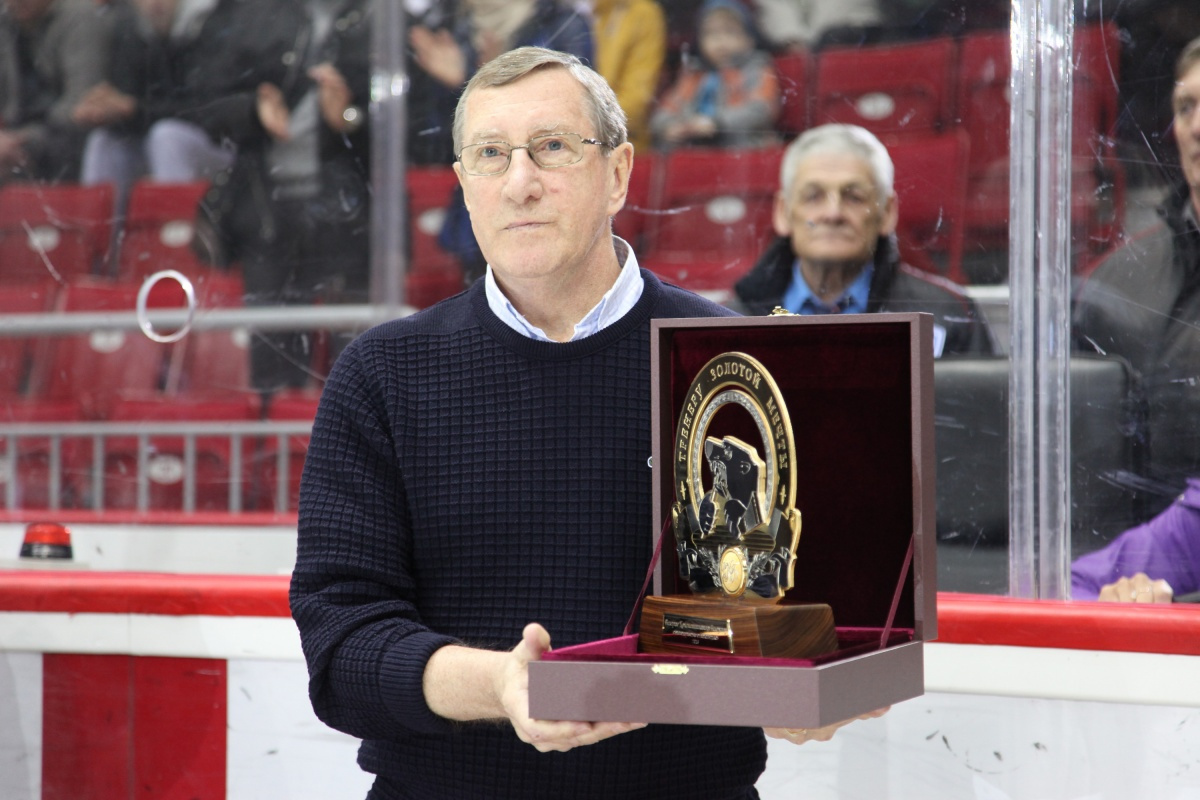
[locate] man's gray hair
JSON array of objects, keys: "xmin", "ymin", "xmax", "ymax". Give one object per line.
[
  {"xmin": 779, "ymin": 124, "xmax": 895, "ymax": 204},
  {"xmin": 452, "ymin": 46, "xmax": 628, "ymax": 156}
]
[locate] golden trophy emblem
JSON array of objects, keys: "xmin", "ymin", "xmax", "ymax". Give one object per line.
[{"xmin": 639, "ymin": 352, "xmax": 838, "ymax": 659}]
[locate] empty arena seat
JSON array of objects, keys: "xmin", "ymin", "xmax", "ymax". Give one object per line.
[
  {"xmin": 406, "ymin": 166, "xmax": 462, "ymax": 308},
  {"xmin": 88, "ymin": 393, "xmax": 261, "ymax": 513},
  {"xmin": 955, "ymin": 23, "xmax": 1124, "ymax": 253},
  {"xmin": 26, "ymin": 279, "xmax": 179, "ymax": 420},
  {"xmin": 885, "ymin": 130, "xmax": 970, "ymax": 283},
  {"xmin": 251, "ymin": 389, "xmax": 321, "ymax": 512},
  {"xmin": 639, "ymin": 145, "xmax": 784, "ymax": 294},
  {"xmin": 0, "ymin": 281, "xmax": 57, "ymax": 397},
  {"xmin": 774, "ymin": 49, "xmax": 813, "ymax": 138},
  {"xmin": 612, "ymin": 150, "xmax": 656, "ymax": 250},
  {"xmin": 814, "ymin": 38, "xmax": 957, "ymax": 137},
  {"xmin": 0, "ymin": 183, "xmax": 114, "ymax": 283},
  {"xmin": 115, "ymin": 181, "xmax": 212, "ymax": 282},
  {"xmin": 935, "ymin": 355, "xmax": 1146, "ymax": 551}
]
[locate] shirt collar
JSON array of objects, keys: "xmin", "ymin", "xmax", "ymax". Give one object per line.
[
  {"xmin": 780, "ymin": 259, "xmax": 873, "ymax": 315},
  {"xmin": 484, "ymin": 236, "xmax": 645, "ymax": 342}
]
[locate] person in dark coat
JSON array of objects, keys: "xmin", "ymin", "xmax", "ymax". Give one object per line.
[
  {"xmin": 0, "ymin": 0, "xmax": 111, "ymax": 182},
  {"xmin": 1073, "ymin": 35, "xmax": 1200, "ymax": 511},
  {"xmin": 729, "ymin": 123, "xmax": 997, "ymax": 358}
]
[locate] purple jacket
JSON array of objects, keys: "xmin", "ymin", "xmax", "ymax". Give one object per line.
[{"xmin": 1071, "ymin": 478, "xmax": 1200, "ymax": 600}]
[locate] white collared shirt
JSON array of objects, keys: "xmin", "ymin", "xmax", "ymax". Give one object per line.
[{"xmin": 484, "ymin": 236, "xmax": 645, "ymax": 342}]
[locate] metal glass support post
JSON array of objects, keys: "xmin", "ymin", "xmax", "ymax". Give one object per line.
[
  {"xmin": 1008, "ymin": 0, "xmax": 1075, "ymax": 599},
  {"xmin": 370, "ymin": 0, "xmax": 409, "ymax": 311}
]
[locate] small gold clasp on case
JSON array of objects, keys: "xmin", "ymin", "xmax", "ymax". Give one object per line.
[{"xmin": 651, "ymin": 664, "xmax": 690, "ymax": 676}]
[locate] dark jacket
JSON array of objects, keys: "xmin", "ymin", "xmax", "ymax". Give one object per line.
[
  {"xmin": 0, "ymin": 0, "xmax": 111, "ymax": 180},
  {"xmin": 730, "ymin": 234, "xmax": 998, "ymax": 356},
  {"xmin": 102, "ymin": 0, "xmax": 308, "ymax": 148},
  {"xmin": 1073, "ymin": 179, "xmax": 1200, "ymax": 495}
]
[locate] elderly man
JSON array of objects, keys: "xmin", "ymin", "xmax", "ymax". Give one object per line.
[
  {"xmin": 1073, "ymin": 35, "xmax": 1200, "ymax": 510},
  {"xmin": 730, "ymin": 123, "xmax": 996, "ymax": 358},
  {"xmin": 0, "ymin": 0, "xmax": 110, "ymax": 181},
  {"xmin": 290, "ymin": 47, "xmax": 874, "ymax": 800}
]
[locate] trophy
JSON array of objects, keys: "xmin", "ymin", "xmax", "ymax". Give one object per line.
[{"xmin": 639, "ymin": 352, "xmax": 838, "ymax": 659}]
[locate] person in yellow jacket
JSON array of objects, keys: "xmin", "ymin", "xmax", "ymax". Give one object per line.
[{"xmin": 590, "ymin": 0, "xmax": 666, "ymax": 152}]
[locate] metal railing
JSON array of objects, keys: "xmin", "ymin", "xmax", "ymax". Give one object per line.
[{"xmin": 0, "ymin": 420, "xmax": 315, "ymax": 514}]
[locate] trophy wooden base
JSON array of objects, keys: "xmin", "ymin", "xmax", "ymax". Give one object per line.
[{"xmin": 638, "ymin": 595, "xmax": 838, "ymax": 659}]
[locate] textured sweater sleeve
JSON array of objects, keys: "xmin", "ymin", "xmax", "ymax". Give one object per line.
[{"xmin": 290, "ymin": 340, "xmax": 460, "ymax": 740}]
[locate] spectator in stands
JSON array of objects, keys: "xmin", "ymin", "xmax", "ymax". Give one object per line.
[
  {"xmin": 750, "ymin": 0, "xmax": 884, "ymax": 52},
  {"xmin": 1113, "ymin": 0, "xmax": 1200, "ymax": 184},
  {"xmin": 72, "ymin": 0, "xmax": 304, "ymax": 207},
  {"xmin": 409, "ymin": 0, "xmax": 594, "ymax": 285},
  {"xmin": 1073, "ymin": 35, "xmax": 1200, "ymax": 512},
  {"xmin": 650, "ymin": 0, "xmax": 779, "ymax": 150},
  {"xmin": 1072, "ymin": 477, "xmax": 1200, "ymax": 602},
  {"xmin": 405, "ymin": 0, "xmax": 458, "ymax": 166},
  {"xmin": 729, "ymin": 123, "xmax": 996, "ymax": 357},
  {"xmin": 589, "ymin": 0, "xmax": 667, "ymax": 153},
  {"xmin": 0, "ymin": 0, "xmax": 111, "ymax": 183},
  {"xmin": 196, "ymin": 0, "xmax": 372, "ymax": 396}
]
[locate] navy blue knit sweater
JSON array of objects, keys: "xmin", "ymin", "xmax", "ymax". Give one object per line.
[{"xmin": 290, "ymin": 271, "xmax": 766, "ymax": 799}]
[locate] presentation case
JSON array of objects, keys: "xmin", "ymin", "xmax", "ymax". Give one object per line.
[{"xmin": 529, "ymin": 312, "xmax": 937, "ymax": 728}]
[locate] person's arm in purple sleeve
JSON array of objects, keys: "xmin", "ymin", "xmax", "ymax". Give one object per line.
[{"xmin": 1071, "ymin": 478, "xmax": 1200, "ymax": 602}]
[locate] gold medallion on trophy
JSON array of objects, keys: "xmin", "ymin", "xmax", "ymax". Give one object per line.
[{"xmin": 639, "ymin": 352, "xmax": 838, "ymax": 659}]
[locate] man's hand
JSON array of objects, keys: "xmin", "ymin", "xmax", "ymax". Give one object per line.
[
  {"xmin": 0, "ymin": 130, "xmax": 29, "ymax": 171},
  {"xmin": 1098, "ymin": 573, "xmax": 1174, "ymax": 603},
  {"xmin": 764, "ymin": 706, "xmax": 889, "ymax": 746},
  {"xmin": 424, "ymin": 623, "xmax": 646, "ymax": 753},
  {"xmin": 257, "ymin": 83, "xmax": 290, "ymax": 140},
  {"xmin": 498, "ymin": 623, "xmax": 647, "ymax": 753},
  {"xmin": 309, "ymin": 63, "xmax": 354, "ymax": 132},
  {"xmin": 72, "ymin": 82, "xmax": 137, "ymax": 126},
  {"xmin": 409, "ymin": 26, "xmax": 467, "ymax": 89}
]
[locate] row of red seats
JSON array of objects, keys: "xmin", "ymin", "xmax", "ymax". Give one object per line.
[
  {"xmin": 775, "ymin": 24, "xmax": 1124, "ymax": 253},
  {"xmin": 0, "ymin": 177, "xmax": 465, "ymax": 308},
  {"xmin": 0, "ymin": 278, "xmax": 318, "ymax": 513}
]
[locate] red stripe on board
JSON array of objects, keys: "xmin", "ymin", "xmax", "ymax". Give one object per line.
[
  {"xmin": 0, "ymin": 510, "xmax": 297, "ymax": 526},
  {"xmin": 0, "ymin": 571, "xmax": 291, "ymax": 617},
  {"xmin": 42, "ymin": 654, "xmax": 132, "ymax": 799},
  {"xmin": 937, "ymin": 592, "xmax": 1200, "ymax": 656},
  {"xmin": 10, "ymin": 581, "xmax": 1200, "ymax": 655},
  {"xmin": 42, "ymin": 654, "xmax": 227, "ymax": 800}
]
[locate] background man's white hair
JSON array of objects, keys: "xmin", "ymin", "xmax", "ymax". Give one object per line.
[{"xmin": 779, "ymin": 124, "xmax": 895, "ymax": 204}]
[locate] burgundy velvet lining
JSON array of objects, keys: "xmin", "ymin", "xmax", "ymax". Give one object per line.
[
  {"xmin": 656, "ymin": 320, "xmax": 920, "ymax": 630},
  {"xmin": 542, "ymin": 628, "xmax": 915, "ymax": 667}
]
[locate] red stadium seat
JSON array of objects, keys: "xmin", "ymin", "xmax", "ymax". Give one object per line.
[
  {"xmin": 115, "ymin": 181, "xmax": 213, "ymax": 282},
  {"xmin": 885, "ymin": 131, "xmax": 971, "ymax": 284},
  {"xmin": 0, "ymin": 281, "xmax": 57, "ymax": 397},
  {"xmin": 90, "ymin": 393, "xmax": 261, "ymax": 512},
  {"xmin": 0, "ymin": 183, "xmax": 114, "ymax": 283},
  {"xmin": 639, "ymin": 146, "xmax": 784, "ymax": 294},
  {"xmin": 251, "ymin": 389, "xmax": 321, "ymax": 512},
  {"xmin": 612, "ymin": 150, "xmax": 656, "ymax": 250},
  {"xmin": 954, "ymin": 29, "xmax": 1010, "ymax": 243},
  {"xmin": 170, "ymin": 270, "xmax": 252, "ymax": 397},
  {"xmin": 814, "ymin": 38, "xmax": 957, "ymax": 137},
  {"xmin": 406, "ymin": 166, "xmax": 462, "ymax": 308},
  {"xmin": 26, "ymin": 279, "xmax": 179, "ymax": 420},
  {"xmin": 956, "ymin": 23, "xmax": 1124, "ymax": 254},
  {"xmin": 774, "ymin": 50, "xmax": 813, "ymax": 138}
]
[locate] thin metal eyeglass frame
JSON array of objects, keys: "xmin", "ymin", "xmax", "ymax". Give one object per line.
[{"xmin": 456, "ymin": 133, "xmax": 607, "ymax": 176}]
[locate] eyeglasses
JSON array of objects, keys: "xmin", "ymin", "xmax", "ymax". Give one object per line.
[{"xmin": 457, "ymin": 132, "xmax": 607, "ymax": 176}]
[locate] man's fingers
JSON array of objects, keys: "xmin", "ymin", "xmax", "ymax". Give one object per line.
[
  {"xmin": 518, "ymin": 719, "xmax": 647, "ymax": 753},
  {"xmin": 518, "ymin": 622, "xmax": 551, "ymax": 661}
]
